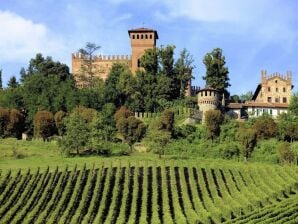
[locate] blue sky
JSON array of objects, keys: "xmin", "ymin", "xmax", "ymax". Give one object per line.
[{"xmin": 0, "ymin": 0, "xmax": 298, "ymax": 95}]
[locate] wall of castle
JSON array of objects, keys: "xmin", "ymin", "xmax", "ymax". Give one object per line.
[
  {"xmin": 72, "ymin": 53, "xmax": 131, "ymax": 87},
  {"xmin": 197, "ymin": 90, "xmax": 219, "ymax": 123},
  {"xmin": 255, "ymin": 71, "xmax": 292, "ymax": 104}
]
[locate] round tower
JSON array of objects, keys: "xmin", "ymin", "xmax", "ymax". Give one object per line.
[{"xmin": 197, "ymin": 88, "xmax": 220, "ymax": 123}]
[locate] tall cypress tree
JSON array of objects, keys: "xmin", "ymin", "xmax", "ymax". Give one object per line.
[{"xmin": 202, "ymin": 48, "xmax": 230, "ymax": 95}]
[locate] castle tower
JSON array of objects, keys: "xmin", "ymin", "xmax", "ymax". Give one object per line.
[
  {"xmin": 197, "ymin": 88, "xmax": 220, "ymax": 123},
  {"xmin": 128, "ymin": 28, "xmax": 158, "ymax": 74}
]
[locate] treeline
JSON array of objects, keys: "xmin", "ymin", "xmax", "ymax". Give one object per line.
[{"xmin": 0, "ymin": 45, "xmax": 195, "ymax": 137}]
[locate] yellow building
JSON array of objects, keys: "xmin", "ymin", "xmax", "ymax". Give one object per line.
[{"xmin": 72, "ymin": 27, "xmax": 158, "ymax": 88}]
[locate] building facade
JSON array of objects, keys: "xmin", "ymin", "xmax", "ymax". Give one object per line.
[
  {"xmin": 226, "ymin": 70, "xmax": 293, "ymax": 119},
  {"xmin": 72, "ymin": 28, "xmax": 158, "ymax": 88}
]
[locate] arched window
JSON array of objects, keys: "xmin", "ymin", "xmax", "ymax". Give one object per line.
[
  {"xmin": 141, "ymin": 34, "xmax": 143, "ymax": 39},
  {"xmin": 137, "ymin": 34, "xmax": 139, "ymax": 39},
  {"xmin": 137, "ymin": 59, "xmax": 141, "ymax": 67},
  {"xmin": 149, "ymin": 34, "xmax": 152, "ymax": 39},
  {"xmin": 132, "ymin": 35, "xmax": 135, "ymax": 39},
  {"xmin": 145, "ymin": 34, "xmax": 148, "ymax": 39}
]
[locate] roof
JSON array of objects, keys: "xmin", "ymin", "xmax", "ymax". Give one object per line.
[
  {"xmin": 128, "ymin": 27, "xmax": 159, "ymax": 39},
  {"xmin": 244, "ymin": 101, "xmax": 288, "ymax": 108},
  {"xmin": 252, "ymin": 84, "xmax": 261, "ymax": 100},
  {"xmin": 226, "ymin": 103, "xmax": 243, "ymax": 109},
  {"xmin": 196, "ymin": 87, "xmax": 219, "ymax": 94}
]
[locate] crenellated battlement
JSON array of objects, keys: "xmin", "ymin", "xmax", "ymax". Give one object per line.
[
  {"xmin": 72, "ymin": 52, "xmax": 132, "ymax": 61},
  {"xmin": 261, "ymin": 70, "xmax": 292, "ymax": 82}
]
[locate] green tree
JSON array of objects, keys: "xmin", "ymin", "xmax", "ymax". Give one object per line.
[
  {"xmin": 277, "ymin": 142, "xmax": 295, "ymax": 164},
  {"xmin": 7, "ymin": 76, "xmax": 19, "ymax": 88},
  {"xmin": 54, "ymin": 111, "xmax": 67, "ymax": 136},
  {"xmin": 33, "ymin": 111, "xmax": 56, "ymax": 140},
  {"xmin": 6, "ymin": 109, "xmax": 24, "ymax": 138},
  {"xmin": 147, "ymin": 129, "xmax": 171, "ymax": 158},
  {"xmin": 289, "ymin": 92, "xmax": 298, "ymax": 116},
  {"xmin": 0, "ymin": 108, "xmax": 9, "ymax": 137},
  {"xmin": 240, "ymin": 91, "xmax": 253, "ymax": 102},
  {"xmin": 174, "ymin": 48, "xmax": 194, "ymax": 99},
  {"xmin": 253, "ymin": 114, "xmax": 277, "ymax": 139},
  {"xmin": 202, "ymin": 48, "xmax": 230, "ymax": 94},
  {"xmin": 116, "ymin": 116, "xmax": 146, "ymax": 151},
  {"xmin": 160, "ymin": 109, "xmax": 175, "ymax": 132},
  {"xmin": 237, "ymin": 128, "xmax": 257, "ymax": 161},
  {"xmin": 78, "ymin": 42, "xmax": 101, "ymax": 87},
  {"xmin": 205, "ymin": 109, "xmax": 224, "ymax": 141},
  {"xmin": 277, "ymin": 113, "xmax": 298, "ymax": 142},
  {"xmin": 60, "ymin": 111, "xmax": 90, "ymax": 155}
]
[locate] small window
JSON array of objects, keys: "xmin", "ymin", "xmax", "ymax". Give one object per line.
[
  {"xmin": 205, "ymin": 91, "xmax": 207, "ymax": 96},
  {"xmin": 141, "ymin": 34, "xmax": 143, "ymax": 39},
  {"xmin": 150, "ymin": 34, "xmax": 152, "ymax": 39},
  {"xmin": 137, "ymin": 34, "xmax": 139, "ymax": 39},
  {"xmin": 275, "ymin": 98, "xmax": 279, "ymax": 103},
  {"xmin": 145, "ymin": 34, "xmax": 148, "ymax": 39},
  {"xmin": 268, "ymin": 87, "xmax": 271, "ymax": 92},
  {"xmin": 283, "ymin": 97, "xmax": 287, "ymax": 103},
  {"xmin": 283, "ymin": 87, "xmax": 286, "ymax": 92},
  {"xmin": 137, "ymin": 59, "xmax": 141, "ymax": 67},
  {"xmin": 267, "ymin": 97, "xmax": 272, "ymax": 103},
  {"xmin": 132, "ymin": 35, "xmax": 135, "ymax": 39},
  {"xmin": 275, "ymin": 80, "xmax": 278, "ymax": 83},
  {"xmin": 276, "ymin": 88, "xmax": 278, "ymax": 92}
]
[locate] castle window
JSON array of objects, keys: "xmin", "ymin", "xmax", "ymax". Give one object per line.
[
  {"xmin": 150, "ymin": 34, "xmax": 152, "ymax": 39},
  {"xmin": 145, "ymin": 34, "xmax": 148, "ymax": 39},
  {"xmin": 275, "ymin": 98, "xmax": 279, "ymax": 103},
  {"xmin": 267, "ymin": 97, "xmax": 272, "ymax": 103},
  {"xmin": 137, "ymin": 34, "xmax": 139, "ymax": 39},
  {"xmin": 275, "ymin": 80, "xmax": 278, "ymax": 83},
  {"xmin": 276, "ymin": 88, "xmax": 278, "ymax": 92},
  {"xmin": 268, "ymin": 87, "xmax": 270, "ymax": 92},
  {"xmin": 137, "ymin": 59, "xmax": 141, "ymax": 67},
  {"xmin": 141, "ymin": 34, "xmax": 143, "ymax": 39},
  {"xmin": 283, "ymin": 87, "xmax": 286, "ymax": 92},
  {"xmin": 283, "ymin": 97, "xmax": 287, "ymax": 103},
  {"xmin": 205, "ymin": 91, "xmax": 207, "ymax": 96},
  {"xmin": 132, "ymin": 35, "xmax": 135, "ymax": 39}
]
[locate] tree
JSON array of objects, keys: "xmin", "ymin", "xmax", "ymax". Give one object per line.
[
  {"xmin": 116, "ymin": 116, "xmax": 146, "ymax": 151},
  {"xmin": 205, "ymin": 109, "xmax": 224, "ymax": 141},
  {"xmin": 277, "ymin": 142, "xmax": 295, "ymax": 164},
  {"xmin": 202, "ymin": 48, "xmax": 230, "ymax": 95},
  {"xmin": 20, "ymin": 67, "xmax": 28, "ymax": 83},
  {"xmin": 33, "ymin": 111, "xmax": 56, "ymax": 140},
  {"xmin": 237, "ymin": 128, "xmax": 257, "ymax": 161},
  {"xmin": 277, "ymin": 113, "xmax": 298, "ymax": 142},
  {"xmin": 230, "ymin": 95, "xmax": 240, "ymax": 103},
  {"xmin": 160, "ymin": 109, "xmax": 175, "ymax": 132},
  {"xmin": 114, "ymin": 106, "xmax": 134, "ymax": 123},
  {"xmin": 60, "ymin": 111, "xmax": 90, "ymax": 155},
  {"xmin": 7, "ymin": 76, "xmax": 19, "ymax": 88},
  {"xmin": 174, "ymin": 48, "xmax": 194, "ymax": 99},
  {"xmin": 6, "ymin": 109, "xmax": 24, "ymax": 138},
  {"xmin": 78, "ymin": 42, "xmax": 101, "ymax": 87},
  {"xmin": 289, "ymin": 92, "xmax": 298, "ymax": 116},
  {"xmin": 0, "ymin": 108, "xmax": 9, "ymax": 137},
  {"xmin": 54, "ymin": 111, "xmax": 67, "ymax": 136},
  {"xmin": 253, "ymin": 115, "xmax": 277, "ymax": 139},
  {"xmin": 147, "ymin": 129, "xmax": 171, "ymax": 158},
  {"xmin": 240, "ymin": 91, "xmax": 253, "ymax": 102}
]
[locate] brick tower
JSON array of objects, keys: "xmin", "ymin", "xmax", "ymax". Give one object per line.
[{"xmin": 128, "ymin": 28, "xmax": 158, "ymax": 74}]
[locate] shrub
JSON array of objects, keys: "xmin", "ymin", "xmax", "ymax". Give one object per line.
[
  {"xmin": 33, "ymin": 111, "xmax": 56, "ymax": 140},
  {"xmin": 6, "ymin": 109, "xmax": 24, "ymax": 139},
  {"xmin": 253, "ymin": 115, "xmax": 277, "ymax": 139},
  {"xmin": 0, "ymin": 107, "xmax": 9, "ymax": 137},
  {"xmin": 220, "ymin": 142, "xmax": 240, "ymax": 159},
  {"xmin": 278, "ymin": 142, "xmax": 295, "ymax": 164},
  {"xmin": 114, "ymin": 106, "xmax": 133, "ymax": 123},
  {"xmin": 73, "ymin": 106, "xmax": 98, "ymax": 123},
  {"xmin": 54, "ymin": 111, "xmax": 67, "ymax": 136},
  {"xmin": 205, "ymin": 109, "xmax": 224, "ymax": 141},
  {"xmin": 237, "ymin": 127, "xmax": 257, "ymax": 161}
]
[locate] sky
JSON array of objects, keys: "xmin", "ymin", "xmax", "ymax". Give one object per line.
[{"xmin": 0, "ymin": 0, "xmax": 298, "ymax": 95}]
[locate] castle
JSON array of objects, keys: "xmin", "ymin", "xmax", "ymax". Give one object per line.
[{"xmin": 72, "ymin": 28, "xmax": 158, "ymax": 87}]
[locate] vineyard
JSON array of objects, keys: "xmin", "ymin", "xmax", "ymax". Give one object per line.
[{"xmin": 0, "ymin": 161, "xmax": 297, "ymax": 224}]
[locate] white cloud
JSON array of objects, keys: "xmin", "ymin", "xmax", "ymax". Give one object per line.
[{"xmin": 0, "ymin": 10, "xmax": 64, "ymax": 62}]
